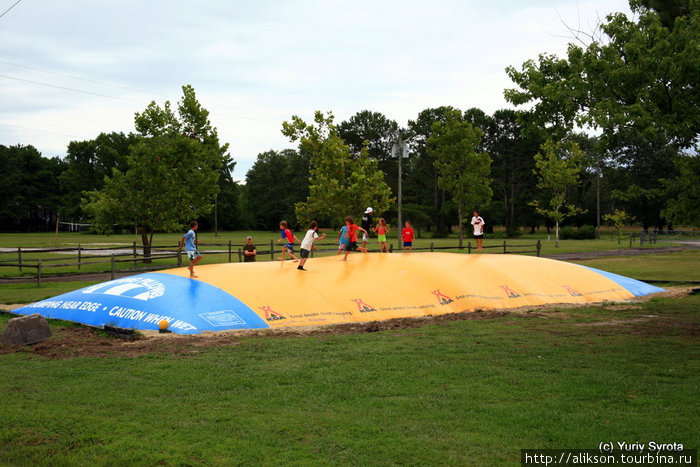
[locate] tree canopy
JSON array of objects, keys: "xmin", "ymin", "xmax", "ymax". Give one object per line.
[
  {"xmin": 282, "ymin": 111, "xmax": 394, "ymax": 227},
  {"xmin": 427, "ymin": 108, "xmax": 492, "ymax": 247},
  {"xmin": 83, "ymin": 85, "xmax": 231, "ymax": 253}
]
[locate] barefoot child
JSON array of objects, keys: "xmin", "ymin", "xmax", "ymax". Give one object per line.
[
  {"xmin": 298, "ymin": 221, "xmax": 326, "ymax": 271},
  {"xmin": 178, "ymin": 220, "xmax": 202, "ymax": 278},
  {"xmin": 336, "ymin": 223, "xmax": 349, "ymax": 255},
  {"xmin": 373, "ymin": 217, "xmax": 390, "ymax": 253},
  {"xmin": 342, "ymin": 216, "xmax": 367, "ymax": 261},
  {"xmin": 401, "ymin": 220, "xmax": 415, "ymax": 252},
  {"xmin": 277, "ymin": 220, "xmax": 299, "ymax": 261}
]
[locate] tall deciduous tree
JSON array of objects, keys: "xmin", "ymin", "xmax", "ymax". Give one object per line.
[
  {"xmin": 337, "ymin": 110, "xmax": 399, "ymax": 167},
  {"xmin": 60, "ymin": 132, "xmax": 137, "ymax": 221},
  {"xmin": 427, "ymin": 108, "xmax": 492, "ymax": 248},
  {"xmin": 83, "ymin": 85, "xmax": 231, "ymax": 258},
  {"xmin": 531, "ymin": 140, "xmax": 586, "ymax": 247},
  {"xmin": 282, "ymin": 111, "xmax": 394, "ymax": 227},
  {"xmin": 407, "ymin": 106, "xmax": 454, "ymax": 233},
  {"xmin": 244, "ymin": 149, "xmax": 310, "ymax": 229},
  {"xmin": 0, "ymin": 144, "xmax": 64, "ymax": 232},
  {"xmin": 505, "ymin": 1, "xmax": 698, "ymax": 230}
]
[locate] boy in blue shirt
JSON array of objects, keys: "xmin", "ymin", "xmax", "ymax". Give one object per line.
[{"xmin": 178, "ymin": 220, "xmax": 201, "ymax": 278}]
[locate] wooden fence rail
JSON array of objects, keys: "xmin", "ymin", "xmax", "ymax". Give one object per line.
[{"xmin": 1, "ymin": 240, "xmax": 541, "ymax": 286}]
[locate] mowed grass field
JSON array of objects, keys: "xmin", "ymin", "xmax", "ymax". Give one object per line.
[
  {"xmin": 1, "ymin": 293, "xmax": 698, "ymax": 465},
  {"xmin": 0, "ymin": 232, "xmax": 698, "ymax": 465}
]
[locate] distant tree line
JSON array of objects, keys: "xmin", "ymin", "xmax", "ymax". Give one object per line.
[{"xmin": 1, "ymin": 0, "xmax": 697, "ymax": 237}]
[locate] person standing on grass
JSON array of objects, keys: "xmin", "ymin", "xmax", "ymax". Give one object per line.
[
  {"xmin": 342, "ymin": 216, "xmax": 367, "ymax": 261},
  {"xmin": 471, "ymin": 209, "xmax": 485, "ymax": 252},
  {"xmin": 178, "ymin": 220, "xmax": 202, "ymax": 278},
  {"xmin": 401, "ymin": 220, "xmax": 415, "ymax": 252},
  {"xmin": 278, "ymin": 220, "xmax": 299, "ymax": 262},
  {"xmin": 298, "ymin": 221, "xmax": 327, "ymax": 271},
  {"xmin": 243, "ymin": 236, "xmax": 257, "ymax": 262},
  {"xmin": 361, "ymin": 207, "xmax": 373, "ymax": 252},
  {"xmin": 373, "ymin": 217, "xmax": 390, "ymax": 253}
]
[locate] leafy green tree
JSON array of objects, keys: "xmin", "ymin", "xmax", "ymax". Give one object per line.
[
  {"xmin": 282, "ymin": 111, "xmax": 394, "ymax": 227},
  {"xmin": 406, "ymin": 106, "xmax": 454, "ymax": 233},
  {"xmin": 604, "ymin": 209, "xmax": 632, "ymax": 244},
  {"xmin": 83, "ymin": 85, "xmax": 231, "ymax": 258},
  {"xmin": 200, "ymin": 155, "xmax": 240, "ymax": 232},
  {"xmin": 482, "ymin": 110, "xmax": 543, "ymax": 236},
  {"xmin": 660, "ymin": 155, "xmax": 700, "ymax": 226},
  {"xmin": 244, "ymin": 149, "xmax": 310, "ymax": 229},
  {"xmin": 59, "ymin": 132, "xmax": 137, "ymax": 221},
  {"xmin": 0, "ymin": 144, "xmax": 65, "ymax": 232},
  {"xmin": 337, "ymin": 110, "xmax": 399, "ymax": 186},
  {"xmin": 530, "ymin": 140, "xmax": 587, "ymax": 247},
  {"xmin": 505, "ymin": 1, "xmax": 699, "ymax": 150},
  {"xmin": 427, "ymin": 108, "xmax": 493, "ymax": 248},
  {"xmin": 505, "ymin": 1, "xmax": 698, "ymax": 230}
]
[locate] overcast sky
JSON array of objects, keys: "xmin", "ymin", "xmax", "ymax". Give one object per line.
[{"xmin": 1, "ymin": 0, "xmax": 632, "ymax": 181}]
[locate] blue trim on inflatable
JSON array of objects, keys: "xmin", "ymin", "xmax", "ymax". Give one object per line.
[
  {"xmin": 578, "ymin": 265, "xmax": 665, "ymax": 297},
  {"xmin": 12, "ymin": 273, "xmax": 269, "ymax": 334}
]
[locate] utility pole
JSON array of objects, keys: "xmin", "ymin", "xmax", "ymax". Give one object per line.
[
  {"xmin": 397, "ymin": 133, "xmax": 403, "ymax": 236},
  {"xmin": 393, "ymin": 133, "xmax": 409, "ymax": 236}
]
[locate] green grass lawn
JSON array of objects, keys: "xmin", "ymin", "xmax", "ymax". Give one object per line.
[
  {"xmin": 571, "ymin": 250, "xmax": 700, "ymax": 283},
  {"xmin": 0, "ymin": 232, "xmax": 697, "ymax": 464},
  {"xmin": 1, "ymin": 293, "xmax": 698, "ymax": 465}
]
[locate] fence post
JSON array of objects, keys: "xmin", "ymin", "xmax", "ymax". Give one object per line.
[
  {"xmin": 17, "ymin": 247, "xmax": 22, "ymax": 272},
  {"xmin": 503, "ymin": 241, "xmax": 507, "ymax": 254},
  {"xmin": 536, "ymin": 240, "xmax": 541, "ymax": 257},
  {"xmin": 36, "ymin": 259, "xmax": 42, "ymax": 287},
  {"xmin": 228, "ymin": 240, "xmax": 232, "ymax": 262},
  {"xmin": 430, "ymin": 242, "xmax": 434, "ymax": 252},
  {"xmin": 132, "ymin": 241, "xmax": 137, "ymax": 268},
  {"xmin": 177, "ymin": 243, "xmax": 182, "ymax": 267},
  {"xmin": 111, "ymin": 254, "xmax": 115, "ymax": 280},
  {"xmin": 270, "ymin": 240, "xmax": 274, "ymax": 260},
  {"xmin": 389, "ymin": 243, "xmax": 393, "ymax": 253},
  {"xmin": 238, "ymin": 247, "xmax": 242, "ymax": 262},
  {"xmin": 78, "ymin": 243, "xmax": 82, "ymax": 270},
  {"xmin": 468, "ymin": 242, "xmax": 472, "ymax": 254}
]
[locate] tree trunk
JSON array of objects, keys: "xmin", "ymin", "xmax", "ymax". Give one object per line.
[
  {"xmin": 140, "ymin": 226, "xmax": 152, "ymax": 263},
  {"xmin": 458, "ymin": 204, "xmax": 463, "ymax": 249}
]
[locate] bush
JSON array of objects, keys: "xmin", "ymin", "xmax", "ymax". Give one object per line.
[
  {"xmin": 578, "ymin": 225, "xmax": 596, "ymax": 239},
  {"xmin": 560, "ymin": 225, "xmax": 596, "ymax": 240},
  {"xmin": 560, "ymin": 226, "xmax": 576, "ymax": 240}
]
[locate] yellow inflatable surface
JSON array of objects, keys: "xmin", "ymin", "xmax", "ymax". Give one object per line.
[{"xmin": 160, "ymin": 253, "xmax": 657, "ymax": 329}]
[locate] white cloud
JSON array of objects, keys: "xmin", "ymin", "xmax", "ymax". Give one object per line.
[{"xmin": 0, "ymin": 0, "xmax": 632, "ymax": 178}]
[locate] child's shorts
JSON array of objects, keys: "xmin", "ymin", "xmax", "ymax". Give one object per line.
[
  {"xmin": 338, "ymin": 243, "xmax": 347, "ymax": 251},
  {"xmin": 348, "ymin": 241, "xmax": 358, "ymax": 251},
  {"xmin": 362, "ymin": 232, "xmax": 369, "ymax": 242},
  {"xmin": 186, "ymin": 250, "xmax": 201, "ymax": 260},
  {"xmin": 378, "ymin": 234, "xmax": 387, "ymax": 242},
  {"xmin": 283, "ymin": 243, "xmax": 294, "ymax": 251},
  {"xmin": 300, "ymin": 248, "xmax": 310, "ymax": 258},
  {"xmin": 403, "ymin": 241, "xmax": 412, "ymax": 247}
]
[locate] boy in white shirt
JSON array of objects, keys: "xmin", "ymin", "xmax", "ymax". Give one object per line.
[
  {"xmin": 471, "ymin": 210, "xmax": 485, "ymax": 252},
  {"xmin": 298, "ymin": 221, "xmax": 327, "ymax": 271}
]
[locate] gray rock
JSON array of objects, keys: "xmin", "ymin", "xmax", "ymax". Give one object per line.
[{"xmin": 1, "ymin": 313, "xmax": 52, "ymax": 346}]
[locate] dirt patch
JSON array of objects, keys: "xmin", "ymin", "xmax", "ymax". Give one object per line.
[{"xmin": 1, "ymin": 287, "xmax": 694, "ymax": 360}]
